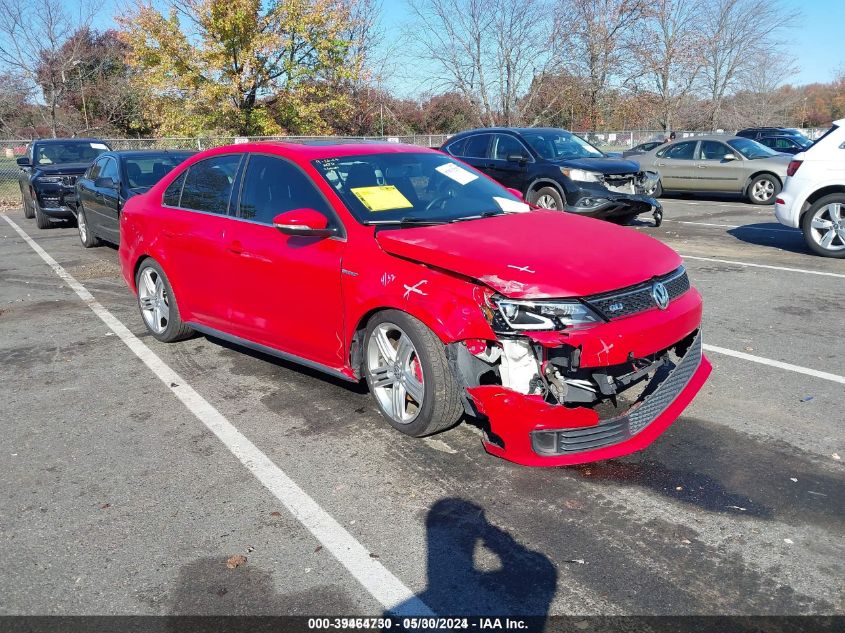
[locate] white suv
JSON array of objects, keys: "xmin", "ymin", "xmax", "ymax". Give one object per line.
[{"xmin": 774, "ymin": 119, "xmax": 845, "ymax": 258}]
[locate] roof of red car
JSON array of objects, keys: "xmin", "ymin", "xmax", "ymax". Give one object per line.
[{"xmin": 243, "ymin": 140, "xmax": 440, "ymax": 159}]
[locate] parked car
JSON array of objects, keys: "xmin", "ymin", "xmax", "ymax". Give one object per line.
[
  {"xmin": 775, "ymin": 119, "xmax": 845, "ymax": 258},
  {"xmin": 633, "ymin": 135, "xmax": 792, "ymax": 204},
  {"xmin": 75, "ymin": 150, "xmax": 195, "ymax": 247},
  {"xmin": 622, "ymin": 140, "xmax": 664, "ymax": 158},
  {"xmin": 17, "ymin": 138, "xmax": 110, "ymax": 229},
  {"xmin": 757, "ymin": 135, "xmax": 812, "ymax": 155},
  {"xmin": 441, "ymin": 128, "xmax": 663, "ymax": 226},
  {"xmin": 119, "ymin": 141, "xmax": 710, "ymax": 467},
  {"xmin": 737, "ymin": 127, "xmax": 812, "ymax": 145}
]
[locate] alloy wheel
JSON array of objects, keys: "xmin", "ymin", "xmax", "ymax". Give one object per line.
[
  {"xmin": 809, "ymin": 203, "xmax": 845, "ymax": 253},
  {"xmin": 366, "ymin": 322, "xmax": 425, "ymax": 424},
  {"xmin": 751, "ymin": 178, "xmax": 775, "ymax": 202},
  {"xmin": 536, "ymin": 194, "xmax": 558, "ymax": 209},
  {"xmin": 138, "ymin": 268, "xmax": 170, "ymax": 334},
  {"xmin": 77, "ymin": 210, "xmax": 88, "ymax": 244}
]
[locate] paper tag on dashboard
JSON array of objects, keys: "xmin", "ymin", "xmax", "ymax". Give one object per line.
[
  {"xmin": 351, "ymin": 185, "xmax": 414, "ymax": 212},
  {"xmin": 90, "ymin": 143, "xmax": 109, "ymax": 150},
  {"xmin": 494, "ymin": 196, "xmax": 531, "ymax": 213},
  {"xmin": 435, "ymin": 162, "xmax": 478, "ymax": 185}
]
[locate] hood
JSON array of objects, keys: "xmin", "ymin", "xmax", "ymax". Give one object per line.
[
  {"xmin": 375, "ymin": 210, "xmax": 682, "ymax": 299},
  {"xmin": 36, "ymin": 163, "xmax": 91, "ymax": 175},
  {"xmin": 554, "ymin": 156, "xmax": 641, "ymax": 175}
]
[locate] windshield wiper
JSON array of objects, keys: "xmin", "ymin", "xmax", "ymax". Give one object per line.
[
  {"xmin": 364, "ymin": 217, "xmax": 449, "ymax": 226},
  {"xmin": 448, "ymin": 211, "xmax": 502, "ymax": 222}
]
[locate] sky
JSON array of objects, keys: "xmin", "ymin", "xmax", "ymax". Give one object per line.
[{"xmin": 86, "ymin": 0, "xmax": 845, "ymax": 91}]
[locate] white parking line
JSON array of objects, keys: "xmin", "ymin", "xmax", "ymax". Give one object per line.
[
  {"xmin": 681, "ymin": 255, "xmax": 845, "ymax": 278},
  {"xmin": 2, "ymin": 214, "xmax": 433, "ymax": 617},
  {"xmin": 670, "ymin": 220, "xmax": 797, "ymax": 233},
  {"xmin": 703, "ymin": 344, "xmax": 845, "ymax": 385}
]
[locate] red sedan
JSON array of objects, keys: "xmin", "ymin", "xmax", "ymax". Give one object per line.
[{"xmin": 118, "ymin": 141, "xmax": 711, "ymax": 467}]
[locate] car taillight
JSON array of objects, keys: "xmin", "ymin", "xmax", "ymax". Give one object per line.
[
  {"xmin": 787, "ymin": 160, "xmax": 802, "ymax": 177},
  {"xmin": 775, "ymin": 198, "xmax": 785, "ymax": 205}
]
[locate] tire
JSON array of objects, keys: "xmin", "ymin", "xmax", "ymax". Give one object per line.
[
  {"xmin": 21, "ymin": 186, "xmax": 34, "ymax": 219},
  {"xmin": 529, "ymin": 186, "xmax": 564, "ymax": 210},
  {"xmin": 134, "ymin": 259, "xmax": 194, "ymax": 342},
  {"xmin": 363, "ymin": 310, "xmax": 463, "ymax": 437},
  {"xmin": 34, "ymin": 198, "xmax": 52, "ymax": 229},
  {"xmin": 77, "ymin": 205, "xmax": 101, "ymax": 248},
  {"xmin": 800, "ymin": 194, "xmax": 845, "ymax": 258},
  {"xmin": 746, "ymin": 174, "xmax": 781, "ymax": 205},
  {"xmin": 645, "ymin": 179, "xmax": 663, "ymax": 198}
]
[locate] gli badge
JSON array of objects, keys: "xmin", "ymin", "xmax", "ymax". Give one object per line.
[{"xmin": 651, "ymin": 281, "xmax": 670, "ymax": 310}]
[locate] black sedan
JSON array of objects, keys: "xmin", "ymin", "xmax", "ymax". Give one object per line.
[
  {"xmin": 75, "ymin": 150, "xmax": 195, "ymax": 247},
  {"xmin": 17, "ymin": 138, "xmax": 111, "ymax": 229},
  {"xmin": 441, "ymin": 128, "xmax": 662, "ymax": 225},
  {"xmin": 622, "ymin": 140, "xmax": 665, "ymax": 157}
]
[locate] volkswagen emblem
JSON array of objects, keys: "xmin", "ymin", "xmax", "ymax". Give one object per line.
[{"xmin": 651, "ymin": 281, "xmax": 669, "ymax": 310}]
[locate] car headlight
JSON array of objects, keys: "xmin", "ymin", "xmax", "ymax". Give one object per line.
[
  {"xmin": 494, "ymin": 297, "xmax": 603, "ymax": 331},
  {"xmin": 560, "ymin": 168, "xmax": 602, "ymax": 182},
  {"xmin": 36, "ymin": 176, "xmax": 62, "ymax": 183}
]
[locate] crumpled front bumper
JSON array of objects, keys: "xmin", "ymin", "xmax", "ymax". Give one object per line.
[
  {"xmin": 35, "ymin": 185, "xmax": 78, "ymax": 217},
  {"xmin": 565, "ymin": 192, "xmax": 661, "ymax": 220},
  {"xmin": 467, "ymin": 334, "xmax": 711, "ymax": 467}
]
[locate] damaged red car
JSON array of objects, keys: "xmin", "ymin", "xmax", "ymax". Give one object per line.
[{"xmin": 119, "ymin": 141, "xmax": 711, "ymax": 467}]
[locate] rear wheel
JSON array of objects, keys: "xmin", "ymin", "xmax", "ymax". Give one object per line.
[
  {"xmin": 135, "ymin": 260, "xmax": 194, "ymax": 342},
  {"xmin": 529, "ymin": 186, "xmax": 564, "ymax": 210},
  {"xmin": 644, "ymin": 179, "xmax": 663, "ymax": 198},
  {"xmin": 746, "ymin": 174, "xmax": 780, "ymax": 205},
  {"xmin": 77, "ymin": 205, "xmax": 101, "ymax": 248},
  {"xmin": 363, "ymin": 310, "xmax": 463, "ymax": 437},
  {"xmin": 801, "ymin": 194, "xmax": 845, "ymax": 258}
]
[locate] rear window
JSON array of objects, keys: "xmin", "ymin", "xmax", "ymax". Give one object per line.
[{"xmin": 124, "ymin": 154, "xmax": 193, "ymax": 189}]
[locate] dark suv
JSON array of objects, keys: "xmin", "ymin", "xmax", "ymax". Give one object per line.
[
  {"xmin": 441, "ymin": 128, "xmax": 662, "ymax": 225},
  {"xmin": 736, "ymin": 127, "xmax": 811, "ymax": 144},
  {"xmin": 17, "ymin": 138, "xmax": 111, "ymax": 229},
  {"xmin": 756, "ymin": 135, "xmax": 812, "ymax": 155}
]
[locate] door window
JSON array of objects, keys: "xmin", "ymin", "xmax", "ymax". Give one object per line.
[
  {"xmin": 238, "ymin": 154, "xmax": 332, "ymax": 225},
  {"xmin": 492, "ymin": 134, "xmax": 529, "ymax": 160},
  {"xmin": 698, "ymin": 141, "xmax": 731, "ymax": 160},
  {"xmin": 460, "ymin": 134, "xmax": 492, "ymax": 158},
  {"xmin": 660, "ymin": 141, "xmax": 697, "ymax": 160},
  {"xmin": 179, "ymin": 154, "xmax": 242, "ymax": 214},
  {"xmin": 99, "ymin": 158, "xmax": 119, "ymax": 183},
  {"xmin": 87, "ymin": 157, "xmax": 107, "ymax": 180}
]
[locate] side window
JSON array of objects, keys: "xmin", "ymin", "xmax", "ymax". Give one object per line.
[
  {"xmin": 698, "ymin": 141, "xmax": 730, "ymax": 160},
  {"xmin": 776, "ymin": 138, "xmax": 793, "ymax": 149},
  {"xmin": 99, "ymin": 158, "xmax": 119, "ymax": 182},
  {"xmin": 663, "ymin": 141, "xmax": 697, "ymax": 160},
  {"xmin": 163, "ymin": 171, "xmax": 187, "ymax": 207},
  {"xmin": 492, "ymin": 134, "xmax": 529, "ymax": 160},
  {"xmin": 444, "ymin": 138, "xmax": 466, "ymax": 157},
  {"xmin": 462, "ymin": 134, "xmax": 492, "ymax": 158},
  {"xmin": 179, "ymin": 154, "xmax": 242, "ymax": 214},
  {"xmin": 238, "ymin": 154, "xmax": 331, "ymax": 224},
  {"xmin": 88, "ymin": 157, "xmax": 106, "ymax": 180}
]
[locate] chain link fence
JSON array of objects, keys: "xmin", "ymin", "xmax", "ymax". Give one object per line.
[{"xmin": 0, "ymin": 128, "xmax": 829, "ymax": 203}]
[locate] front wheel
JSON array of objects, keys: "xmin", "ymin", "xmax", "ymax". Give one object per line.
[
  {"xmin": 77, "ymin": 205, "xmax": 101, "ymax": 248},
  {"xmin": 746, "ymin": 174, "xmax": 781, "ymax": 205},
  {"xmin": 21, "ymin": 187, "xmax": 34, "ymax": 219},
  {"xmin": 529, "ymin": 186, "xmax": 564, "ymax": 210},
  {"xmin": 363, "ymin": 310, "xmax": 463, "ymax": 437},
  {"xmin": 801, "ymin": 195, "xmax": 845, "ymax": 258},
  {"xmin": 135, "ymin": 260, "xmax": 194, "ymax": 342}
]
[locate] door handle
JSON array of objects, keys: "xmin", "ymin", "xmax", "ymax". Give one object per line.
[
  {"xmin": 656, "ymin": 162, "xmax": 665, "ymax": 167},
  {"xmin": 227, "ymin": 240, "xmax": 244, "ymax": 255}
]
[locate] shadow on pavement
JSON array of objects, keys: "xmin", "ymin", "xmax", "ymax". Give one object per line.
[{"xmin": 726, "ymin": 223, "xmax": 809, "ymax": 255}]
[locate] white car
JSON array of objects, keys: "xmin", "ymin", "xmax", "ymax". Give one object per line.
[{"xmin": 774, "ymin": 119, "xmax": 845, "ymax": 258}]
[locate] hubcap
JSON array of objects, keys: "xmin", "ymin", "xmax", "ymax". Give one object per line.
[
  {"xmin": 752, "ymin": 179, "xmax": 775, "ymax": 202},
  {"xmin": 366, "ymin": 323, "xmax": 424, "ymax": 424},
  {"xmin": 536, "ymin": 194, "xmax": 558, "ymax": 209},
  {"xmin": 138, "ymin": 268, "xmax": 170, "ymax": 334},
  {"xmin": 809, "ymin": 203, "xmax": 845, "ymax": 252},
  {"xmin": 78, "ymin": 210, "xmax": 88, "ymax": 243}
]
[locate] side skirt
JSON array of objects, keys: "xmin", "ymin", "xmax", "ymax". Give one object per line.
[{"xmin": 185, "ymin": 321, "xmax": 356, "ymax": 383}]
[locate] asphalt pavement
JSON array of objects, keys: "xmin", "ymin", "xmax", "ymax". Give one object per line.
[{"xmin": 0, "ymin": 195, "xmax": 842, "ymax": 617}]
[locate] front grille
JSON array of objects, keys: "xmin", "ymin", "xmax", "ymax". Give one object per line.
[
  {"xmin": 533, "ymin": 332, "xmax": 702, "ymax": 455},
  {"xmin": 602, "ymin": 173, "xmax": 636, "ymax": 194},
  {"xmin": 61, "ymin": 175, "xmax": 77, "ymax": 186},
  {"xmin": 586, "ymin": 267, "xmax": 690, "ymax": 320}
]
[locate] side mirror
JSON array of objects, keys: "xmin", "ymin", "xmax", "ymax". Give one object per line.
[
  {"xmin": 16, "ymin": 157, "xmax": 30, "ymax": 167},
  {"xmin": 273, "ymin": 208, "xmax": 336, "ymax": 238},
  {"xmin": 723, "ymin": 154, "xmax": 737, "ymax": 161},
  {"xmin": 506, "ymin": 153, "xmax": 528, "ymax": 164},
  {"xmin": 95, "ymin": 177, "xmax": 117, "ymax": 189},
  {"xmin": 506, "ymin": 187, "xmax": 524, "ymax": 200}
]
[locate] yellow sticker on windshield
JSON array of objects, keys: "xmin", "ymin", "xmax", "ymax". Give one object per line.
[{"xmin": 351, "ymin": 185, "xmax": 413, "ymax": 212}]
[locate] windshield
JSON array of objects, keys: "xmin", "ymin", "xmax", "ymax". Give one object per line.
[
  {"xmin": 124, "ymin": 153, "xmax": 193, "ymax": 189},
  {"xmin": 727, "ymin": 138, "xmax": 779, "ymax": 159},
  {"xmin": 521, "ymin": 131, "xmax": 604, "ymax": 160},
  {"xmin": 311, "ymin": 152, "xmax": 529, "ymax": 225},
  {"xmin": 34, "ymin": 141, "xmax": 108, "ymax": 166}
]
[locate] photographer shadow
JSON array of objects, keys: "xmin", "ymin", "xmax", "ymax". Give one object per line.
[{"xmin": 389, "ymin": 498, "xmax": 557, "ymax": 623}]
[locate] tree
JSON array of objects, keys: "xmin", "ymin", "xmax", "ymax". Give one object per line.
[
  {"xmin": 0, "ymin": 0, "xmax": 96, "ymax": 137},
  {"xmin": 555, "ymin": 0, "xmax": 649, "ymax": 130},
  {"xmin": 0, "ymin": 71, "xmax": 37, "ymax": 138},
  {"xmin": 629, "ymin": 0, "xmax": 702, "ymax": 134},
  {"xmin": 118, "ymin": 0, "xmax": 371, "ymax": 135},
  {"xmin": 406, "ymin": 0, "xmax": 563, "ymax": 127}
]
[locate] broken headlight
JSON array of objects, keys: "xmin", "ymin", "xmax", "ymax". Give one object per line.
[
  {"xmin": 560, "ymin": 168, "xmax": 602, "ymax": 182},
  {"xmin": 494, "ymin": 298, "xmax": 602, "ymax": 331}
]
